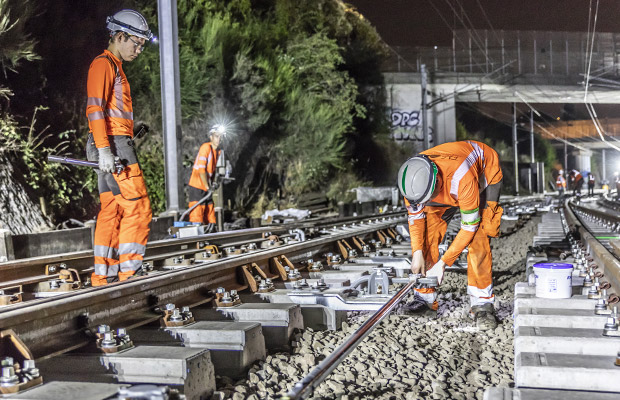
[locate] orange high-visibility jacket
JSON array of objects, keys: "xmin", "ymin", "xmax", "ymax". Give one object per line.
[
  {"xmin": 405, "ymin": 140, "xmax": 502, "ymax": 266},
  {"xmin": 556, "ymin": 175, "xmax": 566, "ymax": 188},
  {"xmin": 189, "ymin": 142, "xmax": 221, "ymax": 191},
  {"xmin": 86, "ymin": 50, "xmax": 134, "ymax": 148}
]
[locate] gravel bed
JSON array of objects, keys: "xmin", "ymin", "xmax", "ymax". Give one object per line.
[{"xmin": 213, "ymin": 218, "xmax": 537, "ymax": 400}]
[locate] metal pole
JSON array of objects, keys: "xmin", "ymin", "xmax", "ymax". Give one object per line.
[
  {"xmin": 284, "ymin": 279, "xmax": 418, "ymax": 400},
  {"xmin": 602, "ymin": 149, "xmax": 606, "ymax": 181},
  {"xmin": 421, "ymin": 65, "xmax": 429, "ymax": 150},
  {"xmin": 513, "ymin": 103, "xmax": 519, "ymax": 196},
  {"xmin": 564, "ymin": 136, "xmax": 568, "ymax": 172},
  {"xmin": 529, "ymin": 109, "xmax": 535, "ymax": 193},
  {"xmin": 158, "ymin": 0, "xmax": 184, "ymax": 213}
]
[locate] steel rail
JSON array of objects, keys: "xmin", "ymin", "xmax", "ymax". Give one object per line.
[
  {"xmin": 0, "ymin": 212, "xmax": 403, "ymax": 286},
  {"xmin": 0, "ymin": 217, "xmax": 405, "ymax": 360},
  {"xmin": 282, "ymin": 278, "xmax": 417, "ymax": 400},
  {"xmin": 566, "ymin": 201, "xmax": 620, "ymax": 294}
]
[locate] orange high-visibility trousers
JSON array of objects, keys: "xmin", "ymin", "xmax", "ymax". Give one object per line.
[
  {"xmin": 188, "ymin": 186, "xmax": 215, "ymax": 224},
  {"xmin": 188, "ymin": 201, "xmax": 215, "ymax": 224},
  {"xmin": 414, "ymin": 201, "xmax": 499, "ymax": 306},
  {"xmin": 87, "ymin": 135, "xmax": 152, "ymax": 286}
]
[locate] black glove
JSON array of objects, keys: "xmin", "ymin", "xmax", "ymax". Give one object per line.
[
  {"xmin": 211, "ymin": 180, "xmax": 220, "ymax": 190},
  {"xmin": 133, "ymin": 121, "xmax": 150, "ymax": 139}
]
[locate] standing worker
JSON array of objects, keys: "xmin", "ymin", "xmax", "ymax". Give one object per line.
[
  {"xmin": 569, "ymin": 169, "xmax": 583, "ymax": 196},
  {"xmin": 187, "ymin": 125, "xmax": 225, "ymax": 233},
  {"xmin": 555, "ymin": 170, "xmax": 566, "ymax": 198},
  {"xmin": 85, "ymin": 10, "xmax": 153, "ymax": 286},
  {"xmin": 397, "ymin": 140, "xmax": 503, "ymax": 330},
  {"xmin": 587, "ymin": 173, "xmax": 595, "ymax": 196}
]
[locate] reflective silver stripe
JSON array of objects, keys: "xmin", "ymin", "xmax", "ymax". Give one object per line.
[
  {"xmin": 206, "ymin": 152, "xmax": 213, "ymax": 168},
  {"xmin": 114, "ymin": 76, "xmax": 124, "ymax": 110},
  {"xmin": 451, "ymin": 143, "xmax": 485, "ymax": 198},
  {"xmin": 94, "ymin": 245, "xmax": 119, "ymax": 260},
  {"xmin": 468, "ymin": 283, "xmax": 493, "ymax": 303},
  {"xmin": 119, "ymin": 259, "xmax": 142, "ymax": 272},
  {"xmin": 193, "ymin": 165, "xmax": 206, "ymax": 170},
  {"xmin": 106, "ymin": 109, "xmax": 133, "ymax": 120},
  {"xmin": 460, "ymin": 209, "xmax": 480, "ymax": 224},
  {"xmin": 94, "ymin": 263, "xmax": 120, "ymax": 276},
  {"xmin": 87, "ymin": 97, "xmax": 105, "ymax": 107},
  {"xmin": 198, "ymin": 156, "xmax": 207, "ymax": 161},
  {"xmin": 408, "ymin": 214, "xmax": 424, "ymax": 224},
  {"xmin": 88, "ymin": 111, "xmax": 105, "ymax": 121},
  {"xmin": 413, "ymin": 289, "xmax": 437, "ymax": 304},
  {"xmin": 119, "ymin": 242, "xmax": 146, "ymax": 256},
  {"xmin": 460, "ymin": 223, "xmax": 479, "ymax": 232}
]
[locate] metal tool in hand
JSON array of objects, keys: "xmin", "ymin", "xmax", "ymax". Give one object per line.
[{"xmin": 47, "ymin": 155, "xmax": 125, "ymax": 175}]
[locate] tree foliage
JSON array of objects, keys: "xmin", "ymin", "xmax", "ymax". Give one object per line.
[{"xmin": 127, "ymin": 0, "xmax": 388, "ymax": 215}]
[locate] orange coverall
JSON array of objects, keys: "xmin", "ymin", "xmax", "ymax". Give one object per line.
[
  {"xmin": 188, "ymin": 142, "xmax": 220, "ymax": 224},
  {"xmin": 405, "ymin": 140, "xmax": 503, "ymax": 307},
  {"xmin": 86, "ymin": 50, "xmax": 152, "ymax": 286}
]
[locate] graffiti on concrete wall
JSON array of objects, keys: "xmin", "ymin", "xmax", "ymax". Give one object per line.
[{"xmin": 390, "ymin": 109, "xmax": 433, "ymax": 142}]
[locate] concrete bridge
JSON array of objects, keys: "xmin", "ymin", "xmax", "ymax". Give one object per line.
[{"xmin": 385, "ymin": 29, "xmax": 620, "ymax": 179}]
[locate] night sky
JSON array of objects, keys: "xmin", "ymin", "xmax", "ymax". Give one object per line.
[
  {"xmin": 348, "ymin": 0, "xmax": 620, "ymax": 121},
  {"xmin": 348, "ymin": 0, "xmax": 620, "ymax": 47}
]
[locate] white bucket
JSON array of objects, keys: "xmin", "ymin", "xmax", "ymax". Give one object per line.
[{"xmin": 533, "ymin": 263, "xmax": 573, "ymax": 298}]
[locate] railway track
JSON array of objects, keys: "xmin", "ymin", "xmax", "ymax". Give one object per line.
[{"xmin": 2, "ymin": 195, "xmax": 618, "ymax": 400}]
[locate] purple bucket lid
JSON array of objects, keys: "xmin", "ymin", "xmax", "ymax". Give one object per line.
[{"xmin": 533, "ymin": 263, "xmax": 573, "ymax": 270}]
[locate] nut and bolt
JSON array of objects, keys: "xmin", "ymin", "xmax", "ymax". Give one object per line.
[
  {"xmin": 221, "ymin": 292, "xmax": 233, "ymax": 304},
  {"xmin": 216, "ymin": 287, "xmax": 226, "ymax": 294},
  {"xmin": 165, "ymin": 303, "xmax": 176, "ymax": 312},
  {"xmin": 169, "ymin": 308, "xmax": 183, "ymax": 322},
  {"xmin": 22, "ymin": 359, "xmax": 39, "ymax": 379},
  {"xmin": 97, "ymin": 325, "xmax": 110, "ymax": 334},
  {"xmin": 0, "ymin": 367, "xmax": 19, "ymax": 387},
  {"xmin": 101, "ymin": 332, "xmax": 117, "ymax": 348},
  {"xmin": 117, "ymin": 328, "xmax": 127, "ymax": 338}
]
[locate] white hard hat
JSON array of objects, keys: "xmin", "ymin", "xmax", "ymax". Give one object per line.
[
  {"xmin": 397, "ymin": 154, "xmax": 438, "ymax": 205},
  {"xmin": 106, "ymin": 9, "xmax": 153, "ymax": 41},
  {"xmin": 558, "ymin": 169, "xmax": 564, "ymax": 175}
]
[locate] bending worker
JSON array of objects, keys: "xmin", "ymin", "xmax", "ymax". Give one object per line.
[
  {"xmin": 397, "ymin": 140, "xmax": 503, "ymax": 330},
  {"xmin": 85, "ymin": 10, "xmax": 153, "ymax": 286},
  {"xmin": 569, "ymin": 169, "xmax": 583, "ymax": 196},
  {"xmin": 187, "ymin": 125, "xmax": 225, "ymax": 233}
]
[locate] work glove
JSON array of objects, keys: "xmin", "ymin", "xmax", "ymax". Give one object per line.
[
  {"xmin": 98, "ymin": 147, "xmax": 116, "ymax": 173},
  {"xmin": 133, "ymin": 121, "xmax": 150, "ymax": 139},
  {"xmin": 426, "ymin": 259, "xmax": 446, "ymax": 285}
]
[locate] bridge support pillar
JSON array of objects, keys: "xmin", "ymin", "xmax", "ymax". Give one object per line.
[{"xmin": 573, "ymin": 149, "xmax": 592, "ymax": 173}]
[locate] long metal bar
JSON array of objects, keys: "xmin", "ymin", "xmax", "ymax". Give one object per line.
[
  {"xmin": 158, "ymin": 0, "xmax": 184, "ymax": 213},
  {"xmin": 513, "ymin": 103, "xmax": 520, "ymax": 195},
  {"xmin": 283, "ymin": 279, "xmax": 417, "ymax": 400},
  {"xmin": 421, "ymin": 64, "xmax": 429, "ymax": 150},
  {"xmin": 47, "ymin": 155, "xmax": 98, "ymax": 169}
]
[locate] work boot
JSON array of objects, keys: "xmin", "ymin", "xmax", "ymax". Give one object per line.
[
  {"xmin": 470, "ymin": 303, "xmax": 498, "ymax": 331},
  {"xmin": 402, "ymin": 292, "xmax": 438, "ymax": 317}
]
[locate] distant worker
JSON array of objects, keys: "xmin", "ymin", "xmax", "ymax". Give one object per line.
[
  {"xmin": 555, "ymin": 170, "xmax": 566, "ymax": 198},
  {"xmin": 187, "ymin": 125, "xmax": 225, "ymax": 233},
  {"xmin": 569, "ymin": 169, "xmax": 583, "ymax": 196},
  {"xmin": 85, "ymin": 10, "xmax": 153, "ymax": 286},
  {"xmin": 398, "ymin": 140, "xmax": 503, "ymax": 330},
  {"xmin": 587, "ymin": 173, "xmax": 595, "ymax": 196}
]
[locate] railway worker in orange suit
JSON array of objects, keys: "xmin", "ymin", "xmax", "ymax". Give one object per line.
[
  {"xmin": 85, "ymin": 10, "xmax": 153, "ymax": 286},
  {"xmin": 187, "ymin": 125, "xmax": 224, "ymax": 233},
  {"xmin": 556, "ymin": 170, "xmax": 566, "ymax": 197},
  {"xmin": 569, "ymin": 169, "xmax": 583, "ymax": 196},
  {"xmin": 397, "ymin": 140, "xmax": 503, "ymax": 330}
]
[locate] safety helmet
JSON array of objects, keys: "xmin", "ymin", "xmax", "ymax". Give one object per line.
[
  {"xmin": 209, "ymin": 124, "xmax": 226, "ymax": 135},
  {"xmin": 397, "ymin": 154, "xmax": 438, "ymax": 205},
  {"xmin": 106, "ymin": 10, "xmax": 153, "ymax": 41}
]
